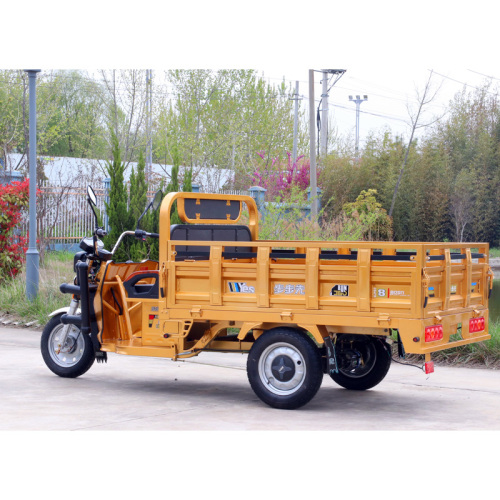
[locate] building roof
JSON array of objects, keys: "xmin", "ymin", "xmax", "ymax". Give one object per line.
[{"xmin": 4, "ymin": 153, "xmax": 233, "ymax": 191}]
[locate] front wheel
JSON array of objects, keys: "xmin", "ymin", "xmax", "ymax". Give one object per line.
[
  {"xmin": 247, "ymin": 328, "xmax": 323, "ymax": 410},
  {"xmin": 41, "ymin": 314, "xmax": 95, "ymax": 378},
  {"xmin": 329, "ymin": 335, "xmax": 391, "ymax": 391}
]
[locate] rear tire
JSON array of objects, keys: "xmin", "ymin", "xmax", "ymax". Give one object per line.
[
  {"xmin": 41, "ymin": 314, "xmax": 95, "ymax": 378},
  {"xmin": 247, "ymin": 328, "xmax": 323, "ymax": 409},
  {"xmin": 329, "ymin": 335, "xmax": 391, "ymax": 391}
]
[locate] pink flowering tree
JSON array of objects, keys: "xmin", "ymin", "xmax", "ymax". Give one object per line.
[{"xmin": 250, "ymin": 151, "xmax": 313, "ymax": 200}]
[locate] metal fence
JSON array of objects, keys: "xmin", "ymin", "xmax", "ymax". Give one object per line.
[
  {"xmin": 17, "ymin": 180, "xmax": 251, "ymax": 251},
  {"xmin": 18, "ymin": 180, "xmax": 162, "ymax": 250}
]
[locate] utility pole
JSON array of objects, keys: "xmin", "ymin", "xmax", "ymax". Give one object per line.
[
  {"xmin": 24, "ymin": 69, "xmax": 41, "ymax": 301},
  {"xmin": 289, "ymin": 81, "xmax": 301, "ymax": 164},
  {"xmin": 320, "ymin": 71, "xmax": 329, "ymax": 157},
  {"xmin": 316, "ymin": 69, "xmax": 346, "ymax": 158},
  {"xmin": 349, "ymin": 94, "xmax": 368, "ymax": 160},
  {"xmin": 146, "ymin": 69, "xmax": 153, "ymax": 184},
  {"xmin": 309, "ymin": 69, "xmax": 346, "ymax": 217},
  {"xmin": 309, "ymin": 70, "xmax": 317, "ymax": 219}
]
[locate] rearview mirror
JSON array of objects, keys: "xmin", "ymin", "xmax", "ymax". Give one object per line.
[
  {"xmin": 136, "ymin": 190, "xmax": 163, "ymax": 229},
  {"xmin": 152, "ymin": 190, "xmax": 163, "ymax": 211},
  {"xmin": 87, "ymin": 186, "xmax": 97, "ymax": 206}
]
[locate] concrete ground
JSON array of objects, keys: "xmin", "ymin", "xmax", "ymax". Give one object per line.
[{"xmin": 1, "ymin": 325, "xmax": 500, "ymax": 431}]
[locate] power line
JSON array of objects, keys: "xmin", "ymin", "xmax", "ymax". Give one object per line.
[
  {"xmin": 300, "ymin": 94, "xmax": 411, "ymax": 123},
  {"xmin": 467, "ymin": 69, "xmax": 500, "ymax": 82},
  {"xmin": 331, "ymin": 102, "xmax": 410, "ymax": 123},
  {"xmin": 432, "ymin": 70, "xmax": 499, "ymax": 96}
]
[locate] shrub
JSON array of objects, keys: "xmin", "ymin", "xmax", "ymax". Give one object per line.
[
  {"xmin": 258, "ymin": 186, "xmax": 322, "ymax": 241},
  {"xmin": 0, "ymin": 179, "xmax": 29, "ymax": 281},
  {"xmin": 337, "ymin": 189, "xmax": 393, "ymax": 241}
]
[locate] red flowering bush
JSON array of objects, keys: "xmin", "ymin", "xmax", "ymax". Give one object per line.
[
  {"xmin": 0, "ymin": 180, "xmax": 29, "ymax": 282},
  {"xmin": 251, "ymin": 151, "xmax": 313, "ymax": 201}
]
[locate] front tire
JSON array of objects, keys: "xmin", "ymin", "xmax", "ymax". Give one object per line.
[
  {"xmin": 41, "ymin": 314, "xmax": 95, "ymax": 378},
  {"xmin": 247, "ymin": 328, "xmax": 323, "ymax": 409},
  {"xmin": 329, "ymin": 335, "xmax": 391, "ymax": 391}
]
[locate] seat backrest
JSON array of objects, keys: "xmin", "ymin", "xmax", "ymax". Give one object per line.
[{"xmin": 170, "ymin": 224, "xmax": 252, "ymax": 259}]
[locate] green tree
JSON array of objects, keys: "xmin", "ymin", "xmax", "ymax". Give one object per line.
[
  {"xmin": 435, "ymin": 82, "xmax": 500, "ymax": 245},
  {"xmin": 98, "ymin": 69, "xmax": 149, "ymax": 165},
  {"xmin": 129, "ymin": 151, "xmax": 148, "ymax": 222},
  {"xmin": 103, "ymin": 133, "xmax": 133, "ymax": 261},
  {"xmin": 0, "ymin": 71, "xmax": 23, "ymax": 168},
  {"xmin": 451, "ymin": 168, "xmax": 476, "ymax": 241},
  {"xmin": 182, "ymin": 166, "xmax": 193, "ymax": 192},
  {"xmin": 167, "ymin": 148, "xmax": 181, "ymax": 225},
  {"xmin": 154, "ymin": 70, "xmax": 302, "ymax": 190},
  {"xmin": 45, "ymin": 70, "xmax": 107, "ymax": 158},
  {"xmin": 129, "ymin": 150, "xmax": 149, "ymax": 260}
]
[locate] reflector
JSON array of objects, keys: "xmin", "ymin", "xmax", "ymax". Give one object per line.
[
  {"xmin": 469, "ymin": 317, "xmax": 485, "ymax": 333},
  {"xmin": 425, "ymin": 325, "xmax": 443, "ymax": 342}
]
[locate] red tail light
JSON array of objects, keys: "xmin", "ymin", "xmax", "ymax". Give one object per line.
[
  {"xmin": 425, "ymin": 325, "xmax": 443, "ymax": 342},
  {"xmin": 425, "ymin": 361, "xmax": 434, "ymax": 374},
  {"xmin": 469, "ymin": 317, "xmax": 485, "ymax": 333}
]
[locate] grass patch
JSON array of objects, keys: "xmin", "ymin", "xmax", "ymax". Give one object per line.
[
  {"xmin": 0, "ymin": 251, "xmax": 74, "ymax": 326},
  {"xmin": 489, "ymin": 247, "xmax": 500, "ymax": 258},
  {"xmin": 431, "ymin": 320, "xmax": 500, "ymax": 368}
]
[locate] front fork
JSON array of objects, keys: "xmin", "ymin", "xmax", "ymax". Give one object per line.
[{"xmin": 55, "ymin": 297, "xmax": 80, "ymax": 355}]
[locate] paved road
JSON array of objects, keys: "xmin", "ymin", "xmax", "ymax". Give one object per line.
[{"xmin": 1, "ymin": 326, "xmax": 500, "ymax": 430}]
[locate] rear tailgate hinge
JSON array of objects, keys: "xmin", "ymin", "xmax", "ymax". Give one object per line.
[
  {"xmin": 422, "ymin": 269, "xmax": 430, "ymax": 308},
  {"xmin": 377, "ymin": 313, "xmax": 391, "ymax": 327},
  {"xmin": 487, "ymin": 266, "xmax": 494, "ymax": 298}
]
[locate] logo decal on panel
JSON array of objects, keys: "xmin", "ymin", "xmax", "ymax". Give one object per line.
[
  {"xmin": 228, "ymin": 282, "xmax": 255, "ymax": 293},
  {"xmin": 372, "ymin": 286, "xmax": 410, "ymax": 298},
  {"xmin": 330, "ymin": 285, "xmax": 349, "ymax": 297},
  {"xmin": 273, "ymin": 284, "xmax": 305, "ymax": 295}
]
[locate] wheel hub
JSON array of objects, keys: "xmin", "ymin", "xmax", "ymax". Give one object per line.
[
  {"xmin": 337, "ymin": 340, "xmax": 377, "ymax": 379},
  {"xmin": 49, "ymin": 324, "xmax": 84, "ymax": 367},
  {"xmin": 258, "ymin": 343, "xmax": 306, "ymax": 396},
  {"xmin": 271, "ymin": 355, "xmax": 295, "ymax": 382},
  {"xmin": 61, "ymin": 336, "xmax": 77, "ymax": 354},
  {"xmin": 341, "ymin": 349, "xmax": 363, "ymax": 371}
]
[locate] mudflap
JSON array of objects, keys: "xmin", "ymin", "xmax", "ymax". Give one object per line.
[
  {"xmin": 95, "ymin": 351, "xmax": 108, "ymax": 363},
  {"xmin": 396, "ymin": 330, "xmax": 406, "ymax": 359},
  {"xmin": 324, "ymin": 337, "xmax": 339, "ymax": 375},
  {"xmin": 90, "ymin": 320, "xmax": 106, "ymax": 362}
]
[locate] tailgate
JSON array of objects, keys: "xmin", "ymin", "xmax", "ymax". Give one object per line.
[{"xmin": 401, "ymin": 243, "xmax": 493, "ymax": 354}]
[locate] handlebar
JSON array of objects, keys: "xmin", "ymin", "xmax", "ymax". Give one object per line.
[
  {"xmin": 134, "ymin": 229, "xmax": 159, "ymax": 241},
  {"xmin": 111, "ymin": 230, "xmax": 159, "ymax": 255}
]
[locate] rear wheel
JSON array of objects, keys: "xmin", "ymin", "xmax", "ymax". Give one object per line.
[
  {"xmin": 247, "ymin": 328, "xmax": 323, "ymax": 409},
  {"xmin": 329, "ymin": 335, "xmax": 391, "ymax": 391},
  {"xmin": 41, "ymin": 314, "xmax": 95, "ymax": 378}
]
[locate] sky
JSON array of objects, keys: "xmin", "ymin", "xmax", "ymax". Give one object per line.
[
  {"xmin": 7, "ymin": 0, "xmax": 500, "ymax": 151},
  {"xmin": 258, "ymin": 67, "xmax": 500, "ymax": 147}
]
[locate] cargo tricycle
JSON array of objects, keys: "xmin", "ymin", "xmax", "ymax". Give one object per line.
[{"xmin": 41, "ymin": 186, "xmax": 493, "ymax": 409}]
